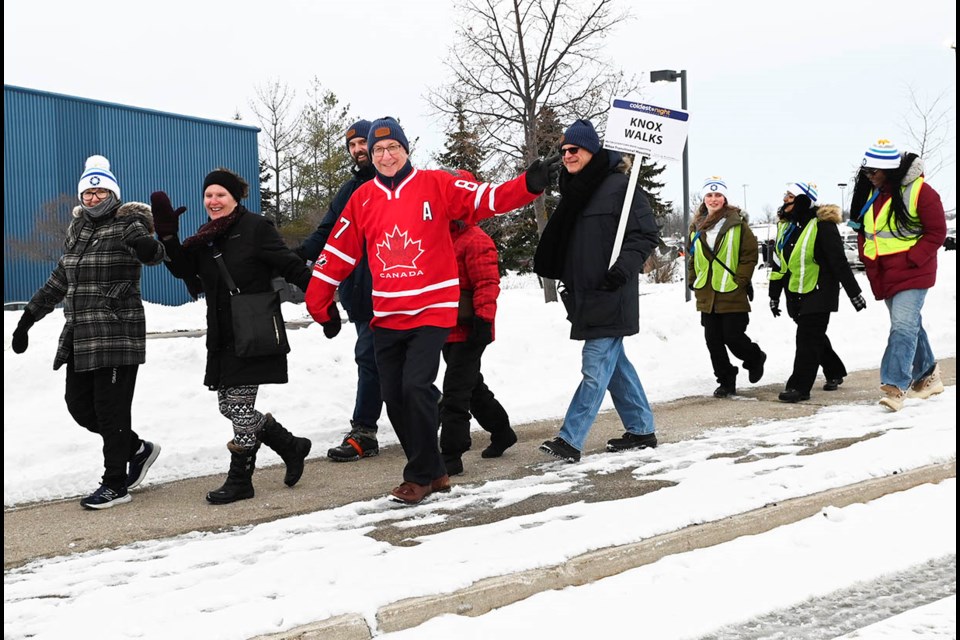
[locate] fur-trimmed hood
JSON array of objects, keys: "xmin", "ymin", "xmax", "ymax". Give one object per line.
[
  {"xmin": 901, "ymin": 155, "xmax": 925, "ymax": 186},
  {"xmin": 72, "ymin": 201, "xmax": 155, "ymax": 233},
  {"xmin": 815, "ymin": 204, "xmax": 842, "ymax": 224}
]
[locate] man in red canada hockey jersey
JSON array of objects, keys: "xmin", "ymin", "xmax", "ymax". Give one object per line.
[{"xmin": 306, "ymin": 116, "xmax": 558, "ymax": 504}]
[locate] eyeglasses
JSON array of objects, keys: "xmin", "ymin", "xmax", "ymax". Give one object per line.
[
  {"xmin": 372, "ymin": 143, "xmax": 404, "ymax": 157},
  {"xmin": 560, "ymin": 146, "xmax": 581, "ymax": 156},
  {"xmin": 862, "ymin": 168, "xmax": 880, "ymax": 176},
  {"xmin": 81, "ymin": 189, "xmax": 111, "ymax": 201}
]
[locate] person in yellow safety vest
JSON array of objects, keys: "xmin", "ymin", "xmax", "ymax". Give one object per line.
[
  {"xmin": 687, "ymin": 177, "xmax": 766, "ymax": 398},
  {"xmin": 848, "ymin": 139, "xmax": 947, "ymax": 412},
  {"xmin": 769, "ymin": 182, "xmax": 866, "ymax": 403}
]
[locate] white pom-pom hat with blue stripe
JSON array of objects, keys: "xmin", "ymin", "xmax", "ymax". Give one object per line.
[
  {"xmin": 787, "ymin": 181, "xmax": 818, "ymax": 203},
  {"xmin": 77, "ymin": 155, "xmax": 121, "ymax": 199},
  {"xmin": 862, "ymin": 139, "xmax": 901, "ymax": 170},
  {"xmin": 700, "ymin": 176, "xmax": 728, "ymax": 200}
]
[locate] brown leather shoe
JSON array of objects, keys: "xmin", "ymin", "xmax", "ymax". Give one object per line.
[
  {"xmin": 431, "ymin": 474, "xmax": 451, "ymax": 493},
  {"xmin": 390, "ymin": 481, "xmax": 433, "ymax": 504}
]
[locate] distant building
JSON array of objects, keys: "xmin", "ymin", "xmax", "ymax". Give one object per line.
[{"xmin": 3, "ymin": 85, "xmax": 260, "ymax": 305}]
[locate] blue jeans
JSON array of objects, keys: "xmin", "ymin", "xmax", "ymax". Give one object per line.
[
  {"xmin": 881, "ymin": 288, "xmax": 936, "ymax": 391},
  {"xmin": 559, "ymin": 337, "xmax": 655, "ymax": 451}
]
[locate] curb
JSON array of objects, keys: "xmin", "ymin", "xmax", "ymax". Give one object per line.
[{"xmin": 253, "ymin": 461, "xmax": 955, "ymax": 639}]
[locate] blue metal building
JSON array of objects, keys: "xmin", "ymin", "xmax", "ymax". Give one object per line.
[{"xmin": 3, "ymin": 85, "xmax": 260, "ymax": 305}]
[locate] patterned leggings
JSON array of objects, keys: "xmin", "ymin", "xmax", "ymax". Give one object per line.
[{"xmin": 217, "ymin": 385, "xmax": 266, "ymax": 449}]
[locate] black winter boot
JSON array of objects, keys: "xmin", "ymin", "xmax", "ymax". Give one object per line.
[
  {"xmin": 259, "ymin": 414, "xmax": 312, "ymax": 487},
  {"xmin": 327, "ymin": 422, "xmax": 379, "ymax": 462},
  {"xmin": 206, "ymin": 443, "xmax": 259, "ymax": 504}
]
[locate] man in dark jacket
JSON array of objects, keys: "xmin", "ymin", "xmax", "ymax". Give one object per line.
[
  {"xmin": 295, "ymin": 119, "xmax": 383, "ymax": 462},
  {"xmin": 533, "ymin": 119, "xmax": 661, "ymax": 463}
]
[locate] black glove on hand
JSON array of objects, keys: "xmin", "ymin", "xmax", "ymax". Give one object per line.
[
  {"xmin": 469, "ymin": 317, "xmax": 493, "ymax": 345},
  {"xmin": 150, "ymin": 191, "xmax": 187, "ymax": 238},
  {"xmin": 524, "ymin": 153, "xmax": 561, "ymax": 194},
  {"xmin": 599, "ymin": 265, "xmax": 628, "ymax": 292},
  {"xmin": 127, "ymin": 235, "xmax": 161, "ymax": 262},
  {"xmin": 11, "ymin": 310, "xmax": 35, "ymax": 354},
  {"xmin": 322, "ymin": 302, "xmax": 342, "ymax": 339},
  {"xmin": 850, "ymin": 294, "xmax": 867, "ymax": 312},
  {"xmin": 769, "ymin": 298, "xmax": 782, "ymax": 318}
]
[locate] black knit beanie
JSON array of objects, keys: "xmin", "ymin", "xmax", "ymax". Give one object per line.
[{"xmin": 203, "ymin": 169, "xmax": 247, "ymax": 201}]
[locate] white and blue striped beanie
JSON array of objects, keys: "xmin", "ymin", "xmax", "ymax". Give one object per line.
[
  {"xmin": 787, "ymin": 181, "xmax": 818, "ymax": 203},
  {"xmin": 77, "ymin": 155, "xmax": 121, "ymax": 200},
  {"xmin": 862, "ymin": 139, "xmax": 901, "ymax": 170},
  {"xmin": 700, "ymin": 176, "xmax": 728, "ymax": 200}
]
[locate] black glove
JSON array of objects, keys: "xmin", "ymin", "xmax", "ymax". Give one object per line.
[
  {"xmin": 127, "ymin": 235, "xmax": 162, "ymax": 262},
  {"xmin": 322, "ymin": 302, "xmax": 342, "ymax": 339},
  {"xmin": 599, "ymin": 265, "xmax": 628, "ymax": 292},
  {"xmin": 150, "ymin": 191, "xmax": 187, "ymax": 238},
  {"xmin": 769, "ymin": 298, "xmax": 782, "ymax": 318},
  {"xmin": 11, "ymin": 310, "xmax": 35, "ymax": 354},
  {"xmin": 524, "ymin": 153, "xmax": 561, "ymax": 194},
  {"xmin": 850, "ymin": 294, "xmax": 866, "ymax": 312},
  {"xmin": 468, "ymin": 317, "xmax": 493, "ymax": 345}
]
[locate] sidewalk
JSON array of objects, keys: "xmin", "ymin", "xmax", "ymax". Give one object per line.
[{"xmin": 4, "ymin": 360, "xmax": 955, "ymax": 640}]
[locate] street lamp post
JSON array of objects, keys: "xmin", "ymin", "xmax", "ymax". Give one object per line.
[
  {"xmin": 838, "ymin": 183, "xmax": 848, "ymax": 219},
  {"xmin": 742, "ymin": 184, "xmax": 749, "ymax": 212},
  {"xmin": 651, "ymin": 69, "xmax": 689, "ymax": 300}
]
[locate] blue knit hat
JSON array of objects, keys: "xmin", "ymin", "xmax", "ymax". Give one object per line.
[
  {"xmin": 787, "ymin": 181, "xmax": 818, "ymax": 203},
  {"xmin": 700, "ymin": 176, "xmax": 728, "ymax": 199},
  {"xmin": 345, "ymin": 119, "xmax": 371, "ymax": 148},
  {"xmin": 367, "ymin": 117, "xmax": 409, "ymax": 153},
  {"xmin": 560, "ymin": 119, "xmax": 601, "ymax": 154},
  {"xmin": 862, "ymin": 139, "xmax": 901, "ymax": 170}
]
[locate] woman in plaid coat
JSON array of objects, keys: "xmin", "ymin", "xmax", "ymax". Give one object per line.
[{"xmin": 10, "ymin": 155, "xmax": 165, "ymax": 510}]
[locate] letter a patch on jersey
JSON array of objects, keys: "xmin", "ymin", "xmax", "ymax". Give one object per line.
[
  {"xmin": 423, "ymin": 201, "xmax": 433, "ymax": 220},
  {"xmin": 376, "ymin": 225, "xmax": 425, "ymax": 270}
]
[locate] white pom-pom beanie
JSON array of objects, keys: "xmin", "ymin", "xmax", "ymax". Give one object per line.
[{"xmin": 77, "ymin": 155, "xmax": 121, "ymax": 199}]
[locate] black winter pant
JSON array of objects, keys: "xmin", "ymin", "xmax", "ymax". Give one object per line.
[
  {"xmin": 374, "ymin": 326, "xmax": 449, "ymax": 485},
  {"xmin": 352, "ymin": 321, "xmax": 383, "ymax": 430},
  {"xmin": 439, "ymin": 340, "xmax": 511, "ymax": 459},
  {"xmin": 65, "ymin": 361, "xmax": 141, "ymax": 490},
  {"xmin": 786, "ymin": 312, "xmax": 847, "ymax": 394},
  {"xmin": 701, "ymin": 312, "xmax": 764, "ymax": 386}
]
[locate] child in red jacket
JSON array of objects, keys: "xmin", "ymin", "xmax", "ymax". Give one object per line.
[{"xmin": 439, "ymin": 215, "xmax": 517, "ymax": 476}]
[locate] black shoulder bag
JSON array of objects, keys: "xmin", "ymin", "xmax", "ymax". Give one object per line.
[{"xmin": 212, "ymin": 248, "xmax": 290, "ymax": 357}]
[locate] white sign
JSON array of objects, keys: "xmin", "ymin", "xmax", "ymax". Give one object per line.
[{"xmin": 603, "ymin": 98, "xmax": 690, "ymax": 163}]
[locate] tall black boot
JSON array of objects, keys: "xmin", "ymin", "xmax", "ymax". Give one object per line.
[
  {"xmin": 206, "ymin": 443, "xmax": 259, "ymax": 504},
  {"xmin": 258, "ymin": 414, "xmax": 312, "ymax": 487}
]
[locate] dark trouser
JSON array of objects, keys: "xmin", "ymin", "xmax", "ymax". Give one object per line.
[
  {"xmin": 374, "ymin": 325, "xmax": 449, "ymax": 485},
  {"xmin": 65, "ymin": 361, "xmax": 141, "ymax": 489},
  {"xmin": 701, "ymin": 312, "xmax": 764, "ymax": 386},
  {"xmin": 786, "ymin": 312, "xmax": 847, "ymax": 394},
  {"xmin": 353, "ymin": 321, "xmax": 383, "ymax": 430},
  {"xmin": 439, "ymin": 340, "xmax": 511, "ymax": 458}
]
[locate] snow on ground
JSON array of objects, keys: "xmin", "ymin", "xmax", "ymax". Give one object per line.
[
  {"xmin": 3, "ymin": 253, "xmax": 955, "ymax": 506},
  {"xmin": 3, "ymin": 253, "xmax": 956, "ymax": 640}
]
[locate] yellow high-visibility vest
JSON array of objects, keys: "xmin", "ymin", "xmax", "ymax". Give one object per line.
[
  {"xmin": 691, "ymin": 225, "xmax": 742, "ymax": 292},
  {"xmin": 863, "ymin": 177, "xmax": 923, "ymax": 260}
]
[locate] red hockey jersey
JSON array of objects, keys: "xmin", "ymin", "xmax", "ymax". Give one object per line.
[{"xmin": 305, "ymin": 168, "xmax": 537, "ymax": 331}]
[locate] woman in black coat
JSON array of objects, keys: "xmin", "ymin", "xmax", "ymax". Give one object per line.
[
  {"xmin": 769, "ymin": 183, "xmax": 866, "ymax": 402},
  {"xmin": 153, "ymin": 168, "xmax": 315, "ymax": 504}
]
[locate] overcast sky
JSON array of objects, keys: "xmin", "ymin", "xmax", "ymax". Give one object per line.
[{"xmin": 4, "ymin": 0, "xmax": 956, "ymax": 215}]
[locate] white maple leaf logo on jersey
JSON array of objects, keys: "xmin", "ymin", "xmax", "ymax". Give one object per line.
[{"xmin": 376, "ymin": 225, "xmax": 425, "ymax": 270}]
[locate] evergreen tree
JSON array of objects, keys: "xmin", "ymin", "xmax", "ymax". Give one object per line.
[
  {"xmin": 259, "ymin": 159, "xmax": 275, "ymax": 216},
  {"xmin": 435, "ymin": 99, "xmax": 485, "ymax": 179}
]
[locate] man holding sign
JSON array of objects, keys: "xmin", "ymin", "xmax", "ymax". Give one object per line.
[{"xmin": 533, "ymin": 119, "xmax": 661, "ymax": 463}]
